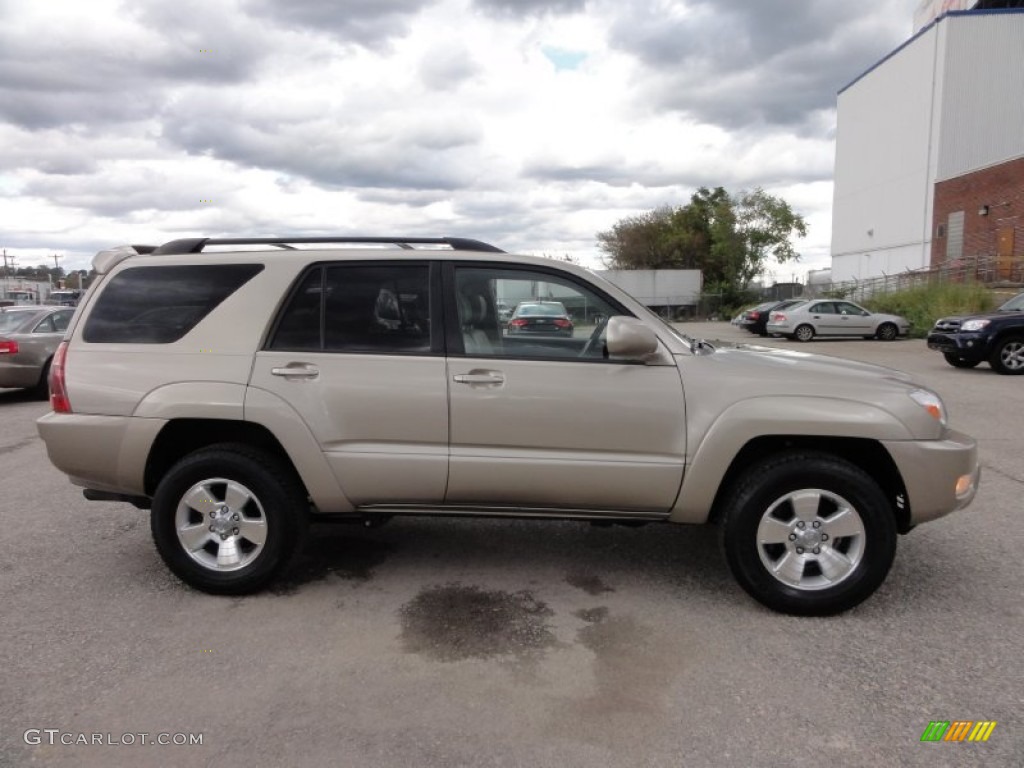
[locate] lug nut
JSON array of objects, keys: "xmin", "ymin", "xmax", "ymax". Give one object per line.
[
  {"xmin": 209, "ymin": 525, "xmax": 215, "ymax": 532},
  {"xmin": 232, "ymin": 527, "xmax": 239, "ymax": 535},
  {"xmin": 796, "ymin": 547, "xmax": 804, "ymax": 554},
  {"xmin": 812, "ymin": 521, "xmax": 821, "ymax": 529},
  {"xmin": 232, "ymin": 514, "xmax": 239, "ymax": 521},
  {"xmin": 789, "ymin": 533, "xmax": 797, "ymax": 541},
  {"xmin": 797, "ymin": 521, "xmax": 805, "ymax": 529},
  {"xmin": 813, "ymin": 547, "xmax": 821, "ymax": 555},
  {"xmin": 210, "ymin": 511, "xmax": 216, "ymax": 519},
  {"xmin": 220, "ymin": 534, "xmax": 227, "ymax": 540},
  {"xmin": 821, "ymin": 533, "xmax": 829, "ymax": 541}
]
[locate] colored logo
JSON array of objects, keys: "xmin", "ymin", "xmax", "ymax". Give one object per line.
[{"xmin": 920, "ymin": 721, "xmax": 997, "ymax": 742}]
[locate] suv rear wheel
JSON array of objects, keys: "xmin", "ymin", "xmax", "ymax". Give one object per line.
[
  {"xmin": 151, "ymin": 445, "xmax": 307, "ymax": 594},
  {"xmin": 720, "ymin": 452, "xmax": 897, "ymax": 615}
]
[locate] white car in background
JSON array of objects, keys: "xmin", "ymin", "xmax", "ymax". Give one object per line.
[{"xmin": 767, "ymin": 299, "xmax": 910, "ymax": 342}]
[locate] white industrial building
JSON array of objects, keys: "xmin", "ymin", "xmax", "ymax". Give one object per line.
[{"xmin": 831, "ymin": 4, "xmax": 1024, "ymax": 283}]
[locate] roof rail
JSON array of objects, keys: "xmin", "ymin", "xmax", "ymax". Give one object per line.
[{"xmin": 150, "ymin": 237, "xmax": 505, "ymax": 255}]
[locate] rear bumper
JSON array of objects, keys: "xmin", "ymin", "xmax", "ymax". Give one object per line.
[
  {"xmin": 0, "ymin": 362, "xmax": 43, "ymax": 388},
  {"xmin": 883, "ymin": 429, "xmax": 979, "ymax": 526},
  {"xmin": 37, "ymin": 412, "xmax": 167, "ymax": 496}
]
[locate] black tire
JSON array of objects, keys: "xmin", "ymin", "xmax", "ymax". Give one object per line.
[
  {"xmin": 31, "ymin": 359, "xmax": 52, "ymax": 400},
  {"xmin": 942, "ymin": 352, "xmax": 980, "ymax": 369},
  {"xmin": 876, "ymin": 323, "xmax": 898, "ymax": 341},
  {"xmin": 794, "ymin": 324, "xmax": 815, "ymax": 343},
  {"xmin": 988, "ymin": 336, "xmax": 1024, "ymax": 375},
  {"xmin": 151, "ymin": 444, "xmax": 308, "ymax": 594},
  {"xmin": 720, "ymin": 452, "xmax": 897, "ymax": 616}
]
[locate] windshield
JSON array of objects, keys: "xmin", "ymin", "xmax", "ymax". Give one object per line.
[{"xmin": 998, "ymin": 293, "xmax": 1024, "ymax": 311}]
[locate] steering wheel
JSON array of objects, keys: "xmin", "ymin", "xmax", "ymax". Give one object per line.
[{"xmin": 579, "ymin": 316, "xmax": 609, "ymax": 358}]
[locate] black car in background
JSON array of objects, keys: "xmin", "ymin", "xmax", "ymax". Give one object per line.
[
  {"xmin": 507, "ymin": 301, "xmax": 574, "ymax": 336},
  {"xmin": 741, "ymin": 299, "xmax": 805, "ymax": 337},
  {"xmin": 927, "ymin": 291, "xmax": 1024, "ymax": 374}
]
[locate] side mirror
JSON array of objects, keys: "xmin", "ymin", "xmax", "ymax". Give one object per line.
[{"xmin": 606, "ymin": 316, "xmax": 659, "ymax": 360}]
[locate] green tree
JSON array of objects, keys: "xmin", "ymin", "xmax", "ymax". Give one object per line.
[{"xmin": 597, "ymin": 186, "xmax": 807, "ymax": 306}]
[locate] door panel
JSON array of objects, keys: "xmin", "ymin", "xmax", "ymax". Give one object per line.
[
  {"xmin": 250, "ymin": 262, "xmax": 448, "ymax": 506},
  {"xmin": 445, "ymin": 263, "xmax": 686, "ymax": 512},
  {"xmin": 251, "ymin": 353, "xmax": 448, "ymax": 504}
]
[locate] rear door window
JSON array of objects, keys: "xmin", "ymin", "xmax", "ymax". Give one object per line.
[{"xmin": 269, "ymin": 263, "xmax": 434, "ymax": 354}]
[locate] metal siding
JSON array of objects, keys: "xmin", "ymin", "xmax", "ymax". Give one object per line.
[
  {"xmin": 937, "ymin": 14, "xmax": 1024, "ymax": 180},
  {"xmin": 594, "ymin": 270, "xmax": 702, "ymax": 307},
  {"xmin": 831, "ymin": 25, "xmax": 939, "ymax": 276}
]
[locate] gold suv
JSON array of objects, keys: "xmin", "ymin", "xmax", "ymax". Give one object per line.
[{"xmin": 37, "ymin": 237, "xmax": 979, "ymax": 615}]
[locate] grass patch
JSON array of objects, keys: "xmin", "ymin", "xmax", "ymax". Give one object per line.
[{"xmin": 863, "ymin": 282, "xmax": 996, "ymax": 338}]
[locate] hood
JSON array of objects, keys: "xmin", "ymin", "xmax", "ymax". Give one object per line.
[
  {"xmin": 690, "ymin": 340, "xmax": 915, "ymax": 388},
  {"xmin": 935, "ymin": 308, "xmax": 1023, "ymax": 325}
]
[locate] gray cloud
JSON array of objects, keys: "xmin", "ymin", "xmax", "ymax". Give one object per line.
[
  {"xmin": 161, "ymin": 102, "xmax": 483, "ymax": 191},
  {"xmin": 0, "ymin": 0, "xmax": 269, "ymax": 130},
  {"xmin": 608, "ymin": 0, "xmax": 908, "ymax": 129},
  {"xmin": 244, "ymin": 0, "xmax": 426, "ymax": 43},
  {"xmin": 419, "ymin": 46, "xmax": 481, "ymax": 91},
  {"xmin": 472, "ymin": 0, "xmax": 587, "ymax": 18}
]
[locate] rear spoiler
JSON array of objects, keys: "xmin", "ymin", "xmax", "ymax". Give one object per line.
[{"xmin": 91, "ymin": 244, "xmax": 156, "ymax": 275}]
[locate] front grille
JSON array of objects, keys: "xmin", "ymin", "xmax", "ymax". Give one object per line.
[{"xmin": 933, "ymin": 319, "xmax": 961, "ymax": 332}]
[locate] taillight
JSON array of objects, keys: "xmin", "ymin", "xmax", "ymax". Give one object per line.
[
  {"xmin": 0, "ymin": 339, "xmax": 18, "ymax": 354},
  {"xmin": 49, "ymin": 341, "xmax": 72, "ymax": 413},
  {"xmin": 554, "ymin": 319, "xmax": 571, "ymax": 328},
  {"xmin": 771, "ymin": 313, "xmax": 785, "ymax": 322},
  {"xmin": 749, "ymin": 311, "xmax": 760, "ymax": 320},
  {"xmin": 510, "ymin": 318, "xmax": 527, "ymax": 327}
]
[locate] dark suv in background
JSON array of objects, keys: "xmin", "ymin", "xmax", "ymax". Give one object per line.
[{"xmin": 927, "ymin": 291, "xmax": 1024, "ymax": 374}]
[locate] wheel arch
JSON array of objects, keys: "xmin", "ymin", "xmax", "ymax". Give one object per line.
[
  {"xmin": 144, "ymin": 419, "xmax": 298, "ymax": 497},
  {"xmin": 703, "ymin": 436, "xmax": 911, "ymax": 533}
]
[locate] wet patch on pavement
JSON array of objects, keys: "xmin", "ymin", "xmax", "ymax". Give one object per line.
[
  {"xmin": 271, "ymin": 533, "xmax": 394, "ymax": 595},
  {"xmin": 400, "ymin": 583, "xmax": 557, "ymax": 662},
  {"xmin": 0, "ymin": 437, "xmax": 35, "ymax": 457}
]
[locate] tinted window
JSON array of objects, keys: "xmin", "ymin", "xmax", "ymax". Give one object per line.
[
  {"xmin": 270, "ymin": 264, "xmax": 432, "ymax": 354},
  {"xmin": 84, "ymin": 265, "xmax": 263, "ymax": 343}
]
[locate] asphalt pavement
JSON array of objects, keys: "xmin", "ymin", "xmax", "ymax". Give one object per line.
[{"xmin": 1, "ymin": 323, "xmax": 1021, "ymax": 767}]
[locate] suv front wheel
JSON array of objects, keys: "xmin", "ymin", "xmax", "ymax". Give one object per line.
[
  {"xmin": 720, "ymin": 452, "xmax": 897, "ymax": 615},
  {"xmin": 151, "ymin": 445, "xmax": 307, "ymax": 594}
]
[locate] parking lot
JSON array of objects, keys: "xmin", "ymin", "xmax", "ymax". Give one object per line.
[{"xmin": 1, "ymin": 322, "xmax": 1022, "ymax": 768}]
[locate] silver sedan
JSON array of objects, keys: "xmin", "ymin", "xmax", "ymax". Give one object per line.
[
  {"xmin": 766, "ymin": 299, "xmax": 910, "ymax": 342},
  {"xmin": 0, "ymin": 306, "xmax": 75, "ymax": 397}
]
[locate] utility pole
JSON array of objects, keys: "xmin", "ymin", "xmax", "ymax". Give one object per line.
[{"xmin": 51, "ymin": 253, "xmax": 62, "ymax": 288}]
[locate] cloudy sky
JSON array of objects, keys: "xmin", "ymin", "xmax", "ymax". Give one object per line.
[{"xmin": 0, "ymin": 0, "xmax": 917, "ymax": 279}]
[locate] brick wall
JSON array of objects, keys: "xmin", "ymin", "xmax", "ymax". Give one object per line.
[{"xmin": 931, "ymin": 156, "xmax": 1024, "ymax": 269}]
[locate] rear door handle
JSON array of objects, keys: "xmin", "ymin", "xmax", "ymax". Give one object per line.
[
  {"xmin": 453, "ymin": 371, "xmax": 505, "ymax": 385},
  {"xmin": 271, "ymin": 363, "xmax": 319, "ymax": 380}
]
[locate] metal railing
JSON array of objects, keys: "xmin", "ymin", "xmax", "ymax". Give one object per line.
[{"xmin": 809, "ymin": 253, "xmax": 1024, "ymax": 301}]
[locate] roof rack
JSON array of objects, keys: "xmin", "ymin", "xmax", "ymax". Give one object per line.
[{"xmin": 150, "ymin": 237, "xmax": 505, "ymax": 255}]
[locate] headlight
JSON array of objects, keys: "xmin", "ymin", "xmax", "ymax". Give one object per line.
[
  {"xmin": 909, "ymin": 389, "xmax": 947, "ymax": 427},
  {"xmin": 961, "ymin": 319, "xmax": 990, "ymax": 332}
]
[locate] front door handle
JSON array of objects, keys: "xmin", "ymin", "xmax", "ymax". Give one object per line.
[
  {"xmin": 453, "ymin": 371, "xmax": 505, "ymax": 385},
  {"xmin": 271, "ymin": 363, "xmax": 319, "ymax": 380}
]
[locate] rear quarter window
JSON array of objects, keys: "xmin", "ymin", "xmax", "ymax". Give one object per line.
[{"xmin": 83, "ymin": 264, "xmax": 263, "ymax": 343}]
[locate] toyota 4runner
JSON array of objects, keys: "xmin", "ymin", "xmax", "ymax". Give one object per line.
[{"xmin": 37, "ymin": 237, "xmax": 980, "ymax": 615}]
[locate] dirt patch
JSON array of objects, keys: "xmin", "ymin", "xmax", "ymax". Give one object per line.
[{"xmin": 566, "ymin": 571, "xmax": 615, "ymax": 595}]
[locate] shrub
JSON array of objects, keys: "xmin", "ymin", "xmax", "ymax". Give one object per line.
[{"xmin": 863, "ymin": 282, "xmax": 995, "ymax": 338}]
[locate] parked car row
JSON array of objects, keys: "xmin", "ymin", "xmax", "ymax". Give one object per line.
[
  {"xmin": 734, "ymin": 298, "xmax": 911, "ymax": 342},
  {"xmin": 0, "ymin": 306, "xmax": 75, "ymax": 397}
]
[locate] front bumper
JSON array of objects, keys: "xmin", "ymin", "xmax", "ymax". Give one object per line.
[
  {"xmin": 926, "ymin": 331, "xmax": 990, "ymax": 361},
  {"xmin": 883, "ymin": 429, "xmax": 979, "ymax": 526}
]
